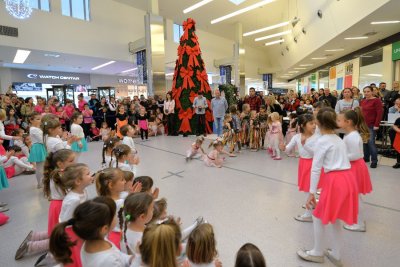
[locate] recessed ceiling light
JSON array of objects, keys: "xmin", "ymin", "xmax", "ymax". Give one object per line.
[
  {"xmin": 211, "ymin": 0, "xmax": 275, "ymax": 24},
  {"xmin": 300, "ymin": 64, "xmax": 313, "ymax": 66},
  {"xmin": 265, "ymin": 39, "xmax": 284, "ymax": 46},
  {"xmin": 243, "ymin": 21, "xmax": 289, "ymax": 36},
  {"xmin": 255, "ymin": 30, "xmax": 291, "ymax": 41},
  {"xmin": 344, "ymin": 36, "xmax": 368, "ymax": 40},
  {"xmin": 311, "ymin": 57, "xmax": 327, "ymax": 60},
  {"xmin": 294, "ymin": 67, "xmax": 306, "ymax": 70},
  {"xmin": 91, "ymin": 61, "xmax": 116, "ymax": 70},
  {"xmin": 183, "ymin": 0, "xmax": 214, "ymax": 14},
  {"xmin": 239, "ymin": 48, "xmax": 246, "ymax": 54},
  {"xmin": 366, "ymin": 74, "xmax": 382, "ymax": 77},
  {"xmin": 121, "ymin": 68, "xmax": 138, "ymax": 73},
  {"xmin": 44, "ymin": 53, "xmax": 61, "ymax": 58},
  {"xmin": 325, "ymin": 49, "xmax": 344, "ymax": 52},
  {"xmin": 371, "ymin": 21, "xmax": 400, "ymax": 25},
  {"xmin": 288, "ymin": 71, "xmax": 299, "ymax": 73},
  {"xmin": 13, "ymin": 49, "xmax": 31, "ymax": 64},
  {"xmin": 229, "ymin": 0, "xmax": 247, "ymax": 5}
]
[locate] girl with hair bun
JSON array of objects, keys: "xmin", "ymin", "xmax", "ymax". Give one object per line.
[{"xmin": 203, "ymin": 139, "xmax": 235, "ymax": 168}]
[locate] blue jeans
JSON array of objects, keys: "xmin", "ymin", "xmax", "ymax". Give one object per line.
[
  {"xmin": 214, "ymin": 117, "xmax": 223, "ymax": 136},
  {"xmin": 363, "ymin": 126, "xmax": 377, "ymax": 164}
]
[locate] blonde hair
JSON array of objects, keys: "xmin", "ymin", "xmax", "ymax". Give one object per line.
[
  {"xmin": 140, "ymin": 218, "xmax": 181, "ymax": 267},
  {"xmin": 186, "ymin": 223, "xmax": 217, "ymax": 264},
  {"xmin": 270, "ymin": 112, "xmax": 280, "ymax": 121},
  {"xmin": 95, "ymin": 168, "xmax": 124, "ymax": 197},
  {"xmin": 60, "ymin": 163, "xmax": 88, "ymax": 190},
  {"xmin": 242, "ymin": 104, "xmax": 250, "ymax": 112}
]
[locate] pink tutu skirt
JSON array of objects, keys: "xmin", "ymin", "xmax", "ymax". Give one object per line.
[
  {"xmin": 313, "ymin": 169, "xmax": 358, "ymax": 225},
  {"xmin": 298, "ymin": 158, "xmax": 312, "ymax": 192},
  {"xmin": 48, "ymin": 200, "xmax": 63, "ymax": 236},
  {"xmin": 4, "ymin": 166, "xmax": 15, "ymax": 179},
  {"xmin": 350, "ymin": 159, "xmax": 372, "ymax": 195},
  {"xmin": 65, "ymin": 227, "xmax": 83, "ymax": 267},
  {"xmin": 317, "ymin": 168, "xmax": 325, "ymax": 190},
  {"xmin": 108, "ymin": 231, "xmax": 121, "ymax": 249}
]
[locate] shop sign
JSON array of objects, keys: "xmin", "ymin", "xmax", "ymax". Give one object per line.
[
  {"xmin": 11, "ymin": 69, "xmax": 91, "ymax": 84},
  {"xmin": 392, "ymin": 41, "xmax": 400, "ymax": 61},
  {"xmin": 118, "ymin": 78, "xmax": 136, "ymax": 84}
]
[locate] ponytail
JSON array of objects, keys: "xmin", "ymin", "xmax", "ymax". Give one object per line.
[
  {"xmin": 49, "ymin": 221, "xmax": 76, "ymax": 264},
  {"xmin": 353, "ymin": 107, "xmax": 370, "ymax": 143}
]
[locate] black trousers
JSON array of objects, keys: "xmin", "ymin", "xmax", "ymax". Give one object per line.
[
  {"xmin": 167, "ymin": 113, "xmax": 176, "ymax": 135},
  {"xmin": 140, "ymin": 129, "xmax": 148, "ymax": 140},
  {"xmin": 196, "ymin": 114, "xmax": 206, "ymax": 135}
]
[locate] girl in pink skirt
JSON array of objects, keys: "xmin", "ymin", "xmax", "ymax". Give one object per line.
[
  {"xmin": 269, "ymin": 112, "xmax": 284, "ymax": 160},
  {"xmin": 285, "ymin": 113, "xmax": 298, "ymax": 157},
  {"xmin": 280, "ymin": 114, "xmax": 318, "ymax": 222},
  {"xmin": 297, "ymin": 108, "xmax": 358, "ymax": 267},
  {"xmin": 204, "ymin": 139, "xmax": 235, "ymax": 168},
  {"xmin": 337, "ymin": 107, "xmax": 372, "ymax": 232}
]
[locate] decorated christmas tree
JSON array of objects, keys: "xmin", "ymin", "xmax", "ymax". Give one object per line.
[{"xmin": 171, "ymin": 18, "xmax": 213, "ymax": 135}]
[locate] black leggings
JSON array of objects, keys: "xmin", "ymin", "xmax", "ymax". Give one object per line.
[{"xmin": 140, "ymin": 129, "xmax": 148, "ymax": 140}]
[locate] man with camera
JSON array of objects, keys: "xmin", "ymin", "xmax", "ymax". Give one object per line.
[{"xmin": 193, "ymin": 91, "xmax": 208, "ymax": 136}]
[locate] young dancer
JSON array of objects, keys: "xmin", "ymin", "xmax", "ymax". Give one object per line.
[
  {"xmin": 50, "ymin": 197, "xmax": 136, "ymax": 267},
  {"xmin": 337, "ymin": 108, "xmax": 372, "ymax": 232},
  {"xmin": 186, "ymin": 223, "xmax": 222, "ymax": 267},
  {"xmin": 101, "ymin": 137, "xmax": 120, "ymax": 168},
  {"xmin": 112, "ymin": 144, "xmax": 137, "ymax": 174},
  {"xmin": 186, "ymin": 136, "xmax": 205, "ymax": 161},
  {"xmin": 89, "ymin": 122, "xmax": 101, "ymax": 141},
  {"xmin": 249, "ymin": 110, "xmax": 260, "ymax": 151},
  {"xmin": 116, "ymin": 105, "xmax": 128, "ymax": 139},
  {"xmin": 221, "ymin": 114, "xmax": 235, "ymax": 154},
  {"xmin": 133, "ymin": 175, "xmax": 159, "ymax": 199},
  {"xmin": 269, "ymin": 112, "xmax": 284, "ymax": 160},
  {"xmin": 230, "ymin": 105, "xmax": 242, "ymax": 152},
  {"xmin": 204, "ymin": 139, "xmax": 235, "ymax": 168},
  {"xmin": 297, "ymin": 108, "xmax": 359, "ymax": 266},
  {"xmin": 259, "ymin": 105, "xmax": 269, "ymax": 149},
  {"xmin": 234, "ymin": 243, "xmax": 266, "ymax": 267},
  {"xmin": 28, "ymin": 112, "xmax": 47, "ymax": 188},
  {"xmin": 70, "ymin": 112, "xmax": 88, "ymax": 160},
  {"xmin": 57, "ymin": 163, "xmax": 94, "ymax": 267},
  {"xmin": 43, "ymin": 114, "xmax": 76, "ymax": 153},
  {"xmin": 120, "ymin": 125, "xmax": 140, "ymax": 165},
  {"xmin": 240, "ymin": 104, "xmax": 251, "ymax": 148},
  {"xmin": 137, "ymin": 107, "xmax": 149, "ymax": 141},
  {"xmin": 280, "ymin": 114, "xmax": 317, "ymax": 222},
  {"xmin": 100, "ymin": 121, "xmax": 111, "ymax": 141},
  {"xmin": 285, "ymin": 113, "xmax": 298, "ymax": 157},
  {"xmin": 3, "ymin": 145, "xmax": 35, "ymax": 178}
]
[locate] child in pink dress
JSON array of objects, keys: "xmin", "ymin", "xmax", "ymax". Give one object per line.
[
  {"xmin": 269, "ymin": 112, "xmax": 284, "ymax": 160},
  {"xmin": 285, "ymin": 113, "xmax": 298, "ymax": 157},
  {"xmin": 186, "ymin": 136, "xmax": 205, "ymax": 161},
  {"xmin": 137, "ymin": 107, "xmax": 149, "ymax": 141},
  {"xmin": 203, "ymin": 139, "xmax": 235, "ymax": 168}
]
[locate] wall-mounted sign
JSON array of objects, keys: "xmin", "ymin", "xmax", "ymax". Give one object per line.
[
  {"xmin": 262, "ymin": 73, "xmax": 273, "ymax": 89},
  {"xmin": 11, "ymin": 69, "xmax": 91, "ymax": 85},
  {"xmin": 392, "ymin": 41, "xmax": 400, "ymax": 61},
  {"xmin": 118, "ymin": 78, "xmax": 136, "ymax": 84}
]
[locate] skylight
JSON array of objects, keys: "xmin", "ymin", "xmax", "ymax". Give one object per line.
[{"xmin": 229, "ymin": 0, "xmax": 247, "ymax": 5}]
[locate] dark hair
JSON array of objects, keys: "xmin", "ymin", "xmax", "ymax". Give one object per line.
[
  {"xmin": 11, "ymin": 128, "xmax": 23, "ymax": 136},
  {"xmin": 49, "ymin": 197, "xmax": 116, "ymax": 264},
  {"xmin": 120, "ymin": 192, "xmax": 154, "ymax": 253},
  {"xmin": 235, "ymin": 243, "xmax": 266, "ymax": 267},
  {"xmin": 229, "ymin": 105, "xmax": 237, "ymax": 114},
  {"xmin": 112, "ymin": 144, "xmax": 131, "ymax": 168},
  {"xmin": 95, "ymin": 168, "xmax": 124, "ymax": 197},
  {"xmin": 298, "ymin": 114, "xmax": 315, "ymax": 133},
  {"xmin": 133, "ymin": 176, "xmax": 154, "ymax": 193},
  {"xmin": 260, "ymin": 105, "xmax": 266, "ymax": 110},
  {"xmin": 25, "ymin": 97, "xmax": 33, "ymax": 104},
  {"xmin": 71, "ymin": 111, "xmax": 82, "ymax": 123},
  {"xmin": 150, "ymin": 198, "xmax": 167, "ymax": 224},
  {"xmin": 102, "ymin": 137, "xmax": 120, "ymax": 166},
  {"xmin": 313, "ymin": 101, "xmax": 329, "ymax": 110},
  {"xmin": 363, "ymin": 86, "xmax": 372, "ymax": 92},
  {"xmin": 316, "ymin": 107, "xmax": 338, "ymax": 130},
  {"xmin": 342, "ymin": 107, "xmax": 370, "ymax": 143},
  {"xmin": 41, "ymin": 114, "xmax": 61, "ymax": 144},
  {"xmin": 28, "ymin": 111, "xmax": 41, "ymax": 123},
  {"xmin": 120, "ymin": 125, "xmax": 131, "ymax": 137},
  {"xmin": 8, "ymin": 145, "xmax": 21, "ymax": 152},
  {"xmin": 43, "ymin": 149, "xmax": 75, "ymax": 199},
  {"xmin": 123, "ymin": 171, "xmax": 134, "ymax": 182},
  {"xmin": 288, "ymin": 113, "xmax": 298, "ymax": 129}
]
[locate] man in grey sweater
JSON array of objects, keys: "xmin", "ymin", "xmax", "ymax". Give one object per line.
[{"xmin": 211, "ymin": 90, "xmax": 228, "ymax": 136}]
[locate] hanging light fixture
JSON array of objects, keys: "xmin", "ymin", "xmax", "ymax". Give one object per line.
[{"xmin": 4, "ymin": 0, "xmax": 33, "ymax": 20}]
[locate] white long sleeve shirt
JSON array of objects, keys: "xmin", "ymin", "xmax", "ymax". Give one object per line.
[
  {"xmin": 343, "ymin": 131, "xmax": 364, "ymax": 161},
  {"xmin": 310, "ymin": 134, "xmax": 351, "ymax": 194},
  {"xmin": 71, "ymin": 123, "xmax": 85, "ymax": 139},
  {"xmin": 122, "ymin": 136, "xmax": 136, "ymax": 153},
  {"xmin": 59, "ymin": 189, "xmax": 88, "ymax": 222},
  {"xmin": 46, "ymin": 136, "xmax": 71, "ymax": 153},
  {"xmin": 164, "ymin": 100, "xmax": 175, "ymax": 114},
  {"xmin": 285, "ymin": 133, "xmax": 318, "ymax": 159},
  {"xmin": 29, "ymin": 126, "xmax": 44, "ymax": 144},
  {"xmin": 50, "ymin": 179, "xmax": 65, "ymax": 200},
  {"xmin": 0, "ymin": 121, "xmax": 13, "ymax": 140},
  {"xmin": 81, "ymin": 241, "xmax": 133, "ymax": 267}
]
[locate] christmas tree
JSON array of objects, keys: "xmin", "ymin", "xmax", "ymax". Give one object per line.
[{"xmin": 171, "ymin": 18, "xmax": 213, "ymax": 135}]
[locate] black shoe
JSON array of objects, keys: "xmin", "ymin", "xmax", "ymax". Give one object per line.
[
  {"xmin": 370, "ymin": 163, "xmax": 377, "ymax": 168},
  {"xmin": 364, "ymin": 158, "xmax": 370, "ymax": 163},
  {"xmin": 393, "ymin": 163, "xmax": 400, "ymax": 169},
  {"xmin": 34, "ymin": 253, "xmax": 47, "ymax": 266}
]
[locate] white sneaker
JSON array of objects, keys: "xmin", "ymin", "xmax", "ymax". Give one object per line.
[
  {"xmin": 294, "ymin": 214, "xmax": 313, "ymax": 222},
  {"xmin": 343, "ymin": 222, "xmax": 366, "ymax": 232}
]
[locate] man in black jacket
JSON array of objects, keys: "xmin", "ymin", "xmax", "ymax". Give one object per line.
[{"xmin": 319, "ymin": 88, "xmax": 337, "ymax": 108}]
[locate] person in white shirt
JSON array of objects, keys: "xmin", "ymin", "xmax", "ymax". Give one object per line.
[
  {"xmin": 297, "ymin": 108, "xmax": 358, "ymax": 267},
  {"xmin": 42, "ymin": 114, "xmax": 76, "ymax": 153},
  {"xmin": 112, "ymin": 144, "xmax": 137, "ymax": 175},
  {"xmin": 337, "ymin": 108, "xmax": 373, "ymax": 233},
  {"xmin": 101, "ymin": 137, "xmax": 120, "ymax": 168},
  {"xmin": 120, "ymin": 125, "xmax": 140, "ymax": 166},
  {"xmin": 70, "ymin": 112, "xmax": 88, "ymax": 161},
  {"xmin": 164, "ymin": 92, "xmax": 177, "ymax": 136},
  {"xmin": 50, "ymin": 197, "xmax": 136, "ymax": 267}
]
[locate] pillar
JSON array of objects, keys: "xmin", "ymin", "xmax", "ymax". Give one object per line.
[{"xmin": 233, "ymin": 23, "xmax": 245, "ymax": 97}]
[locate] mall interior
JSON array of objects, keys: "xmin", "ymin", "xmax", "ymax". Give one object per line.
[{"xmin": 0, "ymin": 0, "xmax": 400, "ymax": 267}]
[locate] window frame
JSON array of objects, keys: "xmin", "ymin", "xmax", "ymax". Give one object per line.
[{"xmin": 62, "ymin": 0, "xmax": 91, "ymax": 21}]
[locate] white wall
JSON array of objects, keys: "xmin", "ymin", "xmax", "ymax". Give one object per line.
[{"xmin": 0, "ymin": 68, "xmax": 12, "ymax": 91}]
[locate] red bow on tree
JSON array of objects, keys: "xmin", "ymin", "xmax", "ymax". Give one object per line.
[
  {"xmin": 186, "ymin": 45, "xmax": 200, "ymax": 67},
  {"xmin": 177, "ymin": 44, "xmax": 186, "ymax": 65},
  {"xmin": 180, "ymin": 67, "xmax": 195, "ymax": 89},
  {"xmin": 178, "ymin": 108, "xmax": 193, "ymax": 133},
  {"xmin": 182, "ymin": 18, "xmax": 195, "ymax": 40},
  {"xmin": 189, "ymin": 91, "xmax": 197, "ymax": 104},
  {"xmin": 172, "ymin": 87, "xmax": 183, "ymax": 109},
  {"xmin": 205, "ymin": 110, "xmax": 214, "ymax": 134},
  {"xmin": 196, "ymin": 69, "xmax": 209, "ymax": 92}
]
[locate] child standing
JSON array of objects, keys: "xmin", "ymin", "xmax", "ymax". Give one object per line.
[
  {"xmin": 240, "ymin": 104, "xmax": 251, "ymax": 148},
  {"xmin": 101, "ymin": 137, "xmax": 120, "ymax": 168},
  {"xmin": 280, "ymin": 114, "xmax": 318, "ymax": 222},
  {"xmin": 258, "ymin": 105, "xmax": 269, "ymax": 149},
  {"xmin": 230, "ymin": 106, "xmax": 242, "ymax": 152},
  {"xmin": 43, "ymin": 114, "xmax": 75, "ymax": 153},
  {"xmin": 116, "ymin": 105, "xmax": 128, "ymax": 139},
  {"xmin": 137, "ymin": 107, "xmax": 149, "ymax": 141},
  {"xmin": 285, "ymin": 113, "xmax": 298, "ymax": 157},
  {"xmin": 337, "ymin": 108, "xmax": 372, "ymax": 232},
  {"xmin": 112, "ymin": 144, "xmax": 137, "ymax": 174},
  {"xmin": 269, "ymin": 112, "xmax": 284, "ymax": 160},
  {"xmin": 297, "ymin": 108, "xmax": 358, "ymax": 267},
  {"xmin": 120, "ymin": 125, "xmax": 140, "ymax": 166},
  {"xmin": 186, "ymin": 136, "xmax": 205, "ymax": 161},
  {"xmin": 249, "ymin": 110, "xmax": 260, "ymax": 151},
  {"xmin": 28, "ymin": 112, "xmax": 47, "ymax": 188},
  {"xmin": 100, "ymin": 121, "xmax": 111, "ymax": 141},
  {"xmin": 82, "ymin": 104, "xmax": 94, "ymax": 137},
  {"xmin": 221, "ymin": 114, "xmax": 235, "ymax": 153},
  {"xmin": 70, "ymin": 112, "xmax": 88, "ymax": 160}
]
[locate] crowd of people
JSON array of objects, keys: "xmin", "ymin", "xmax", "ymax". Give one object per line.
[{"xmin": 0, "ymin": 80, "xmax": 399, "ymax": 267}]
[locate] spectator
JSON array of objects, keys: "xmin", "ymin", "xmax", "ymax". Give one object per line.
[
  {"xmin": 285, "ymin": 95, "xmax": 300, "ymax": 112},
  {"xmin": 77, "ymin": 93, "xmax": 87, "ymax": 112},
  {"xmin": 389, "ymin": 98, "xmax": 400, "ymax": 114},
  {"xmin": 265, "ymin": 95, "xmax": 284, "ymax": 116},
  {"xmin": 390, "ymin": 117, "xmax": 400, "ymax": 169},
  {"xmin": 352, "ymin": 86, "xmax": 363, "ymax": 101},
  {"xmin": 20, "ymin": 97, "xmax": 35, "ymax": 127},
  {"xmin": 245, "ymin": 88, "xmax": 261, "ymax": 112},
  {"xmin": 193, "ymin": 91, "xmax": 208, "ymax": 136},
  {"xmin": 164, "ymin": 92, "xmax": 176, "ymax": 136},
  {"xmin": 88, "ymin": 94, "xmax": 99, "ymax": 113},
  {"xmin": 360, "ymin": 86, "xmax": 383, "ymax": 168},
  {"xmin": 335, "ymin": 88, "xmax": 359, "ymax": 113},
  {"xmin": 211, "ymin": 89, "xmax": 228, "ymax": 136},
  {"xmin": 319, "ymin": 88, "xmax": 337, "ymax": 108},
  {"xmin": 34, "ymin": 97, "xmax": 46, "ymax": 114},
  {"xmin": 387, "ymin": 81, "xmax": 400, "ymax": 108}
]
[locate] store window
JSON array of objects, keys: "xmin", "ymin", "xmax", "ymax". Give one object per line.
[
  {"xmin": 318, "ymin": 70, "xmax": 329, "ymax": 89},
  {"xmin": 29, "ymin": 0, "xmax": 50, "ymax": 11},
  {"xmin": 62, "ymin": 0, "xmax": 90, "ymax": 21},
  {"xmin": 173, "ymin": 23, "xmax": 183, "ymax": 43},
  {"xmin": 359, "ymin": 48, "xmax": 383, "ymax": 88}
]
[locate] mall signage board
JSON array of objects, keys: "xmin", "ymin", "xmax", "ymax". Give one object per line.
[
  {"xmin": 11, "ymin": 69, "xmax": 91, "ymax": 84},
  {"xmin": 392, "ymin": 41, "xmax": 400, "ymax": 61}
]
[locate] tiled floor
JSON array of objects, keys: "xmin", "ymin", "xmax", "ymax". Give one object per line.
[{"xmin": 1, "ymin": 135, "xmax": 399, "ymax": 267}]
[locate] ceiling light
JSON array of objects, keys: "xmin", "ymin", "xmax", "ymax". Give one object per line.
[
  {"xmin": 300, "ymin": 64, "xmax": 313, "ymax": 66},
  {"xmin": 294, "ymin": 67, "xmax": 306, "ymax": 70},
  {"xmin": 211, "ymin": 0, "xmax": 275, "ymax": 24},
  {"xmin": 121, "ymin": 68, "xmax": 138, "ymax": 73},
  {"xmin": 255, "ymin": 30, "xmax": 291, "ymax": 41},
  {"xmin": 265, "ymin": 39, "xmax": 284, "ymax": 46},
  {"xmin": 44, "ymin": 53, "xmax": 61, "ymax": 58},
  {"xmin": 13, "ymin": 49, "xmax": 31, "ymax": 64},
  {"xmin": 345, "ymin": 36, "xmax": 368, "ymax": 40},
  {"xmin": 311, "ymin": 57, "xmax": 327, "ymax": 60},
  {"xmin": 183, "ymin": 0, "xmax": 214, "ymax": 14},
  {"xmin": 325, "ymin": 49, "xmax": 344, "ymax": 52},
  {"xmin": 91, "ymin": 61, "xmax": 116, "ymax": 70},
  {"xmin": 239, "ymin": 48, "xmax": 246, "ymax": 54},
  {"xmin": 165, "ymin": 73, "xmax": 174, "ymax": 76},
  {"xmin": 288, "ymin": 71, "xmax": 299, "ymax": 73},
  {"xmin": 229, "ymin": 0, "xmax": 247, "ymax": 4},
  {"xmin": 371, "ymin": 21, "xmax": 400, "ymax": 25},
  {"xmin": 243, "ymin": 21, "xmax": 289, "ymax": 36},
  {"xmin": 366, "ymin": 74, "xmax": 383, "ymax": 77}
]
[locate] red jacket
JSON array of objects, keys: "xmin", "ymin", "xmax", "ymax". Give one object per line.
[
  {"xmin": 360, "ymin": 98, "xmax": 383, "ymax": 128},
  {"xmin": 245, "ymin": 96, "xmax": 262, "ymax": 112}
]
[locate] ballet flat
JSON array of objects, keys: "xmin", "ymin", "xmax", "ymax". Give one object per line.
[
  {"xmin": 325, "ymin": 249, "xmax": 344, "ymax": 267},
  {"xmin": 297, "ymin": 249, "xmax": 324, "ymax": 263}
]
